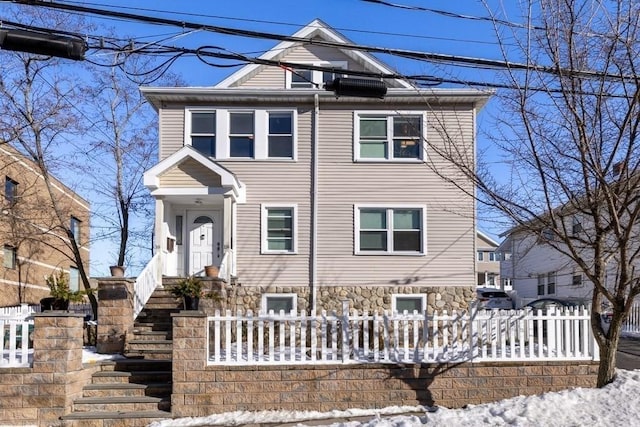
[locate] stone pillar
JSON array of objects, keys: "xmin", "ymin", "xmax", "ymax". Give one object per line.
[
  {"xmin": 31, "ymin": 312, "xmax": 86, "ymax": 425},
  {"xmin": 96, "ymin": 278, "xmax": 135, "ymax": 354},
  {"xmin": 171, "ymin": 311, "xmax": 208, "ymax": 417}
]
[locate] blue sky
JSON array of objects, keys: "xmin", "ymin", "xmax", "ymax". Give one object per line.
[{"xmin": 83, "ymin": 1, "xmax": 510, "ymax": 87}]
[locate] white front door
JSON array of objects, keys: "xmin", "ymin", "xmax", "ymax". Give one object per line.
[{"xmin": 187, "ymin": 211, "xmax": 221, "ymax": 276}]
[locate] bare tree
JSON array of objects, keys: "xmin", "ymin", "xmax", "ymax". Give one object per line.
[
  {"xmin": 81, "ymin": 44, "xmax": 183, "ymax": 274},
  {"xmin": 428, "ymin": 0, "xmax": 640, "ymax": 386},
  {"xmin": 0, "ymin": 6, "xmax": 98, "ymax": 317}
]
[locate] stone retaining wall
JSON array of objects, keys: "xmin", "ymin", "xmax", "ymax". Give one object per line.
[
  {"xmin": 0, "ymin": 313, "xmax": 99, "ymax": 426},
  {"xmin": 171, "ymin": 312, "xmax": 599, "ymax": 418}
]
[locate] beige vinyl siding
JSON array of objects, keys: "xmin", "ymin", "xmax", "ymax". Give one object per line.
[
  {"xmin": 159, "ymin": 105, "xmax": 185, "ymax": 160},
  {"xmin": 218, "ymin": 108, "xmax": 313, "ymax": 287},
  {"xmin": 315, "ymin": 106, "xmax": 476, "ymax": 288},
  {"xmin": 239, "ymin": 45, "xmax": 366, "ymax": 88},
  {"xmin": 159, "ymin": 159, "xmax": 222, "ymax": 187}
]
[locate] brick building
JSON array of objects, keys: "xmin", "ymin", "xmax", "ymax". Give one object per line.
[{"xmin": 0, "ymin": 143, "xmax": 90, "ymax": 306}]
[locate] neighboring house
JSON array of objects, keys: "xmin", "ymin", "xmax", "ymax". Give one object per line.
[
  {"xmin": 475, "ymin": 229, "xmax": 504, "ymax": 289},
  {"xmin": 0, "ymin": 143, "xmax": 91, "ymax": 306},
  {"xmin": 499, "ymin": 221, "xmax": 605, "ymax": 306},
  {"xmin": 142, "ymin": 19, "xmax": 491, "ymax": 314}
]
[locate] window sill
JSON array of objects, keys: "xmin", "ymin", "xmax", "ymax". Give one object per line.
[
  {"xmin": 355, "ymin": 251, "xmax": 425, "ymax": 256},
  {"xmin": 261, "ymin": 251, "xmax": 298, "ymax": 255},
  {"xmin": 354, "ymin": 159, "xmax": 424, "ymax": 164},
  {"xmin": 219, "ymin": 158, "xmax": 297, "ymax": 162}
]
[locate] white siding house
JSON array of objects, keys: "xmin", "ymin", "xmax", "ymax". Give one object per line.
[{"xmin": 142, "ymin": 19, "xmax": 491, "ymax": 313}]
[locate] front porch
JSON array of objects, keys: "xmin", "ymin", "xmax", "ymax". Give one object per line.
[{"xmin": 144, "ymin": 146, "xmax": 245, "ymax": 280}]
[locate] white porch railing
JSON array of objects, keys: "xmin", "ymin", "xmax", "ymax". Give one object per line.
[
  {"xmin": 219, "ymin": 248, "xmax": 235, "ymax": 282},
  {"xmin": 207, "ymin": 305, "xmax": 599, "ymax": 365},
  {"xmin": 0, "ymin": 312, "xmax": 34, "ymax": 368},
  {"xmin": 0, "ymin": 304, "xmax": 37, "ymax": 318},
  {"xmin": 133, "ymin": 252, "xmax": 162, "ymax": 320}
]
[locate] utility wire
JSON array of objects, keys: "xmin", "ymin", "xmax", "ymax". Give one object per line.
[
  {"xmin": 11, "ymin": 0, "xmax": 637, "ymax": 81},
  {"xmin": 60, "ymin": 0, "xmax": 508, "ymax": 48}
]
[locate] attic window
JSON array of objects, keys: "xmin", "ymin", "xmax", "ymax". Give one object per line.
[{"xmin": 285, "ymin": 61, "xmax": 347, "ymax": 89}]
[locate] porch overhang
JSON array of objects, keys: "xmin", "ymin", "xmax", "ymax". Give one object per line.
[{"xmin": 144, "ymin": 146, "xmax": 246, "ymax": 203}]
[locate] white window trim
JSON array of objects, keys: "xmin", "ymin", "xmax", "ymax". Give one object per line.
[
  {"xmin": 261, "ymin": 293, "xmax": 298, "ymax": 315},
  {"xmin": 353, "ymin": 111, "xmax": 427, "ymax": 163},
  {"xmin": 284, "ymin": 61, "xmax": 348, "ymax": 88},
  {"xmin": 354, "ymin": 204, "xmax": 427, "ymax": 255},
  {"xmin": 261, "ymin": 203, "xmax": 298, "ymax": 254},
  {"xmin": 184, "ymin": 107, "xmax": 298, "ymax": 161},
  {"xmin": 392, "ymin": 294, "xmax": 426, "ymax": 313}
]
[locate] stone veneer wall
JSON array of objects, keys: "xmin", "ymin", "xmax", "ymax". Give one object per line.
[
  {"xmin": 171, "ymin": 312, "xmax": 599, "ymax": 418},
  {"xmin": 222, "ymin": 285, "xmax": 475, "ymax": 314},
  {"xmin": 0, "ymin": 313, "xmax": 99, "ymax": 426}
]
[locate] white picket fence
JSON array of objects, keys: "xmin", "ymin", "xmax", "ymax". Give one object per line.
[
  {"xmin": 207, "ymin": 304, "xmax": 599, "ymax": 366},
  {"xmin": 622, "ymin": 302, "xmax": 640, "ymax": 334},
  {"xmin": 0, "ymin": 305, "xmax": 36, "ymax": 368}
]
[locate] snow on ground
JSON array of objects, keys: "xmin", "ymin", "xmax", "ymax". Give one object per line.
[{"xmin": 148, "ymin": 369, "xmax": 640, "ymax": 427}]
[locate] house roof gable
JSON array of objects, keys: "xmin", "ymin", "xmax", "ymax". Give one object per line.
[
  {"xmin": 214, "ymin": 18, "xmax": 413, "ymax": 89},
  {"xmin": 144, "ymin": 146, "xmax": 245, "ymax": 201}
]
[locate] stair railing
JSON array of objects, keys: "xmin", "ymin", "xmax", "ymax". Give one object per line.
[
  {"xmin": 218, "ymin": 248, "xmax": 235, "ymax": 283},
  {"xmin": 133, "ymin": 252, "xmax": 161, "ymax": 320}
]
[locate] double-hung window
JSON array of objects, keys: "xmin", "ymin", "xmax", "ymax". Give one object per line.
[
  {"xmin": 547, "ymin": 272, "xmax": 556, "ymax": 294},
  {"xmin": 268, "ymin": 112, "xmax": 293, "ymax": 158},
  {"xmin": 537, "ymin": 274, "xmax": 545, "ymax": 296},
  {"xmin": 186, "ymin": 108, "xmax": 296, "ymax": 160},
  {"xmin": 190, "ymin": 112, "xmax": 216, "ymax": 157},
  {"xmin": 261, "ymin": 204, "xmax": 297, "ymax": 254},
  {"xmin": 5, "ymin": 177, "xmax": 17, "ymax": 205},
  {"xmin": 356, "ymin": 114, "xmax": 423, "ymax": 161},
  {"xmin": 69, "ymin": 266, "xmax": 80, "ymax": 292},
  {"xmin": 356, "ymin": 205, "xmax": 425, "ymax": 254},
  {"xmin": 229, "ymin": 112, "xmax": 255, "ymax": 158},
  {"xmin": 70, "ymin": 216, "xmax": 81, "ymax": 242},
  {"xmin": 3, "ymin": 245, "xmax": 16, "ymax": 269}
]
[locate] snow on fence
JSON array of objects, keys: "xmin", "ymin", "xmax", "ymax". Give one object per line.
[
  {"xmin": 0, "ymin": 306, "xmax": 35, "ymax": 367},
  {"xmin": 207, "ymin": 303, "xmax": 599, "ymax": 366}
]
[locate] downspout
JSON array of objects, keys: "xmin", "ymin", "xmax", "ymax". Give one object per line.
[{"xmin": 311, "ymin": 93, "xmax": 319, "ymax": 313}]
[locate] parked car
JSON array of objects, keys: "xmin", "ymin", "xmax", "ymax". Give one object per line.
[
  {"xmin": 525, "ymin": 298, "xmax": 587, "ymax": 339},
  {"xmin": 525, "ymin": 298, "xmax": 585, "ymax": 312},
  {"xmin": 475, "ymin": 288, "xmax": 514, "ymax": 310}
]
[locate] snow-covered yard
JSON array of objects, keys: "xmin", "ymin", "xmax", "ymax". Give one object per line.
[{"xmin": 148, "ymin": 368, "xmax": 640, "ymax": 427}]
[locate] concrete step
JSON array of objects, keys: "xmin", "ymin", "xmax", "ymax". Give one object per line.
[
  {"xmin": 72, "ymin": 396, "xmax": 171, "ymax": 412},
  {"xmin": 83, "ymin": 382, "xmax": 171, "ymax": 398},
  {"xmin": 123, "ymin": 349, "xmax": 173, "ymax": 360},
  {"xmin": 132, "ymin": 323, "xmax": 173, "ymax": 334},
  {"xmin": 130, "ymin": 330, "xmax": 171, "ymax": 341},
  {"xmin": 126, "ymin": 341, "xmax": 173, "ymax": 355},
  {"xmin": 60, "ymin": 410, "xmax": 171, "ymax": 427},
  {"xmin": 92, "ymin": 370, "xmax": 172, "ymax": 384},
  {"xmin": 99, "ymin": 358, "xmax": 171, "ymax": 372}
]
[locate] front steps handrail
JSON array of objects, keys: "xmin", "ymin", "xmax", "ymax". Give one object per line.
[{"xmin": 133, "ymin": 252, "xmax": 161, "ymax": 320}]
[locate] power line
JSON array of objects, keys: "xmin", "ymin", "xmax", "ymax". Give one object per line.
[
  {"xmin": 12, "ymin": 0, "xmax": 636, "ymax": 81},
  {"xmin": 59, "ymin": 0, "xmax": 510, "ymax": 48}
]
